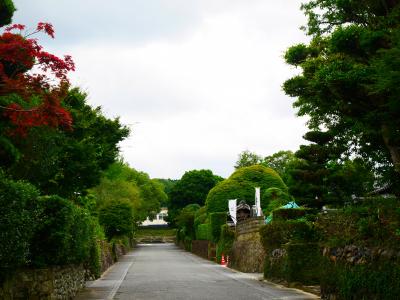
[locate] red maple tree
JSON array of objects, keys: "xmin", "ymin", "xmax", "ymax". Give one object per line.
[{"xmin": 0, "ymin": 23, "xmax": 75, "ymax": 136}]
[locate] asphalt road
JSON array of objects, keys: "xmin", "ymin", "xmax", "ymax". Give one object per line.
[{"xmin": 75, "ymin": 243, "xmax": 318, "ymax": 300}]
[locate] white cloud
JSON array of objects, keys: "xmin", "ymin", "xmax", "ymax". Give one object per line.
[{"xmin": 12, "ymin": 0, "xmax": 310, "ymax": 179}]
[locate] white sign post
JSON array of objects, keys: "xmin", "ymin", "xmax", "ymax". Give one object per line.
[
  {"xmin": 228, "ymin": 199, "xmax": 237, "ymax": 224},
  {"xmin": 255, "ymin": 187, "xmax": 262, "ymax": 216}
]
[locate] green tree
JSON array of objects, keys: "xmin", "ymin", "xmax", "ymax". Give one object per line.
[
  {"xmin": 169, "ymin": 169, "xmax": 223, "ymax": 210},
  {"xmin": 7, "ymin": 89, "xmax": 129, "ymax": 197},
  {"xmin": 262, "ymin": 150, "xmax": 300, "ymax": 184},
  {"xmin": 0, "ymin": 0, "xmax": 15, "ymax": 27},
  {"xmin": 234, "ymin": 150, "xmax": 262, "ymax": 169},
  {"xmin": 284, "ymin": 0, "xmax": 400, "ymax": 195},
  {"xmin": 91, "ymin": 161, "xmax": 166, "ymax": 222},
  {"xmin": 98, "ymin": 199, "xmax": 134, "ymax": 240}
]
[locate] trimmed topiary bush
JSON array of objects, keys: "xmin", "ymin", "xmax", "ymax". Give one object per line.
[
  {"xmin": 210, "ymin": 212, "xmax": 226, "ymax": 243},
  {"xmin": 206, "ymin": 165, "xmax": 287, "ymax": 213}
]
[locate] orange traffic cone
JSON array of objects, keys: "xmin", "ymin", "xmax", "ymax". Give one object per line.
[{"xmin": 221, "ymin": 254, "xmax": 226, "ymax": 266}]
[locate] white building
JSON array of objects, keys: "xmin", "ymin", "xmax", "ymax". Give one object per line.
[{"xmin": 141, "ymin": 208, "xmax": 168, "ymax": 226}]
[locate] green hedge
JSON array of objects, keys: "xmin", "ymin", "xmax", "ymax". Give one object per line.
[
  {"xmin": 260, "ymin": 220, "xmax": 317, "ymax": 253},
  {"xmin": 321, "ymin": 259, "xmax": 400, "ymax": 300},
  {"xmin": 30, "ymin": 196, "xmax": 94, "ymax": 267},
  {"xmin": 196, "ymin": 224, "xmax": 210, "ymax": 240},
  {"xmin": 264, "ymin": 242, "xmax": 321, "ymax": 285},
  {"xmin": 210, "ymin": 212, "xmax": 226, "ymax": 243},
  {"xmin": 0, "ymin": 174, "xmax": 40, "ymax": 274},
  {"xmin": 285, "ymin": 242, "xmax": 321, "ymax": 284}
]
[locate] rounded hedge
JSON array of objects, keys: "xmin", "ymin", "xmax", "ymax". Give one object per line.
[{"xmin": 205, "ymin": 165, "xmax": 288, "ymax": 213}]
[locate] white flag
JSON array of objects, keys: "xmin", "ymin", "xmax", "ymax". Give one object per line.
[
  {"xmin": 228, "ymin": 199, "xmax": 237, "ymax": 224},
  {"xmin": 255, "ymin": 187, "xmax": 262, "ymax": 216}
]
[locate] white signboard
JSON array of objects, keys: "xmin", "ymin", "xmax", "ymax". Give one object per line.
[
  {"xmin": 255, "ymin": 187, "xmax": 262, "ymax": 216},
  {"xmin": 228, "ymin": 199, "xmax": 237, "ymax": 224}
]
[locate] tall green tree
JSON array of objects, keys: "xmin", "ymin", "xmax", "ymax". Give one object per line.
[
  {"xmin": 234, "ymin": 150, "xmax": 262, "ymax": 169},
  {"xmin": 284, "ymin": 0, "xmax": 400, "ymax": 195}
]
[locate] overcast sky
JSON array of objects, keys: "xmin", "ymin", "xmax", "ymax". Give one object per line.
[{"xmin": 13, "ymin": 0, "xmax": 309, "ymax": 179}]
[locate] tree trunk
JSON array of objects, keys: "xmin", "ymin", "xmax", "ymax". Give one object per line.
[{"xmin": 382, "ymin": 124, "xmax": 400, "ymax": 173}]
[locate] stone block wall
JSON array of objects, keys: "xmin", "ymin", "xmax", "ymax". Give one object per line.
[
  {"xmin": 230, "ymin": 217, "xmax": 265, "ymax": 273},
  {"xmin": 0, "ymin": 265, "xmax": 85, "ymax": 300},
  {"xmin": 236, "ymin": 217, "xmax": 264, "ymax": 235}
]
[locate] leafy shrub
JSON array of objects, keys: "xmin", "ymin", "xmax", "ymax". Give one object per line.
[
  {"xmin": 0, "ymin": 173, "xmax": 40, "ymax": 273},
  {"xmin": 264, "ymin": 242, "xmax": 321, "ymax": 285},
  {"xmin": 320, "ymin": 259, "xmax": 400, "ymax": 300},
  {"xmin": 285, "ymin": 242, "xmax": 321, "ymax": 284},
  {"xmin": 206, "ymin": 165, "xmax": 287, "ymax": 213},
  {"xmin": 196, "ymin": 224, "xmax": 210, "ymax": 240},
  {"xmin": 30, "ymin": 196, "xmax": 93, "ymax": 267},
  {"xmin": 210, "ymin": 212, "xmax": 226, "ymax": 243},
  {"xmin": 98, "ymin": 199, "xmax": 134, "ymax": 240},
  {"xmin": 260, "ymin": 220, "xmax": 317, "ymax": 253},
  {"xmin": 175, "ymin": 204, "xmax": 200, "ymax": 240}
]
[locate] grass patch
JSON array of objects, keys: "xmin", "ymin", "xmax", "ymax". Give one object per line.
[{"xmin": 136, "ymin": 227, "xmax": 176, "ymax": 237}]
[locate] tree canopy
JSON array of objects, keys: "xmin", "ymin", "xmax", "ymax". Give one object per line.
[{"xmin": 284, "ymin": 0, "xmax": 400, "ymax": 195}]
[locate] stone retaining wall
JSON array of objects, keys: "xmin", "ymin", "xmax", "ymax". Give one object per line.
[
  {"xmin": 0, "ymin": 265, "xmax": 85, "ymax": 300},
  {"xmin": 236, "ymin": 217, "xmax": 264, "ymax": 235},
  {"xmin": 230, "ymin": 217, "xmax": 265, "ymax": 273}
]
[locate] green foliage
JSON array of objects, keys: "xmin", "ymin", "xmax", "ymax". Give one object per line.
[
  {"xmin": 316, "ymin": 197, "xmax": 400, "ymax": 248},
  {"xmin": 285, "ymin": 0, "xmax": 400, "ymax": 192},
  {"xmin": 91, "ymin": 161, "xmax": 165, "ymax": 223},
  {"xmin": 175, "ymin": 204, "xmax": 200, "ymax": 241},
  {"xmin": 169, "ymin": 169, "xmax": 223, "ymax": 210},
  {"xmin": 8, "ymin": 89, "xmax": 130, "ymax": 197},
  {"xmin": 260, "ymin": 220, "xmax": 318, "ymax": 253},
  {"xmin": 196, "ymin": 224, "xmax": 210, "ymax": 240},
  {"xmin": 234, "ymin": 150, "xmax": 262, "ymax": 169},
  {"xmin": 321, "ymin": 259, "xmax": 400, "ymax": 300},
  {"xmin": 285, "ymin": 242, "xmax": 321, "ymax": 284},
  {"xmin": 262, "ymin": 150, "xmax": 300, "ymax": 185},
  {"xmin": 0, "ymin": 0, "xmax": 16, "ymax": 27},
  {"xmin": 98, "ymin": 199, "xmax": 134, "ymax": 240},
  {"xmin": 216, "ymin": 224, "xmax": 235, "ymax": 262},
  {"xmin": 30, "ymin": 196, "xmax": 94, "ymax": 267},
  {"xmin": 0, "ymin": 173, "xmax": 40, "ymax": 273},
  {"xmin": 209, "ymin": 212, "xmax": 226, "ymax": 243},
  {"xmin": 206, "ymin": 165, "xmax": 288, "ymax": 213}
]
